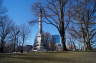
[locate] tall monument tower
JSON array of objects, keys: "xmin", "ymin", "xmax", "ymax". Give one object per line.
[{"xmin": 33, "ymin": 8, "xmax": 45, "ymax": 51}]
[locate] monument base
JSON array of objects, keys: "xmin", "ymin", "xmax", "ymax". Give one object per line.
[{"xmin": 33, "ymin": 33, "xmax": 46, "ymax": 52}]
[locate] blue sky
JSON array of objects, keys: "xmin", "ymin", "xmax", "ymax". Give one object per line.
[{"xmin": 3, "ymin": 0, "xmax": 59, "ymax": 45}]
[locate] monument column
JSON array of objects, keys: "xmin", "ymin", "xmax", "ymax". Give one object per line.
[
  {"xmin": 33, "ymin": 8, "xmax": 46, "ymax": 51},
  {"xmin": 38, "ymin": 9, "xmax": 42, "ymax": 34}
]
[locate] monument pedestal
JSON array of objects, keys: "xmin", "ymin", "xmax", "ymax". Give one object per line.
[{"xmin": 33, "ymin": 33, "xmax": 46, "ymax": 52}]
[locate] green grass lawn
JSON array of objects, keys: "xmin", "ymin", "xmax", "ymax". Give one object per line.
[{"xmin": 0, "ymin": 52, "xmax": 96, "ymax": 63}]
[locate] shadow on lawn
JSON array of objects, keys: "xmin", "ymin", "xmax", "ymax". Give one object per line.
[
  {"xmin": 12, "ymin": 55, "xmax": 72, "ymax": 63},
  {"xmin": 0, "ymin": 53, "xmax": 73, "ymax": 63}
]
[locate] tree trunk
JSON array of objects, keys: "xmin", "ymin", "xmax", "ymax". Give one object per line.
[
  {"xmin": 21, "ymin": 37, "xmax": 24, "ymax": 53},
  {"xmin": 0, "ymin": 40, "xmax": 4, "ymax": 53},
  {"xmin": 20, "ymin": 46, "xmax": 23, "ymax": 53},
  {"xmin": 60, "ymin": 21, "xmax": 67, "ymax": 51},
  {"xmin": 86, "ymin": 41, "xmax": 92, "ymax": 51},
  {"xmin": 61, "ymin": 35, "xmax": 67, "ymax": 51}
]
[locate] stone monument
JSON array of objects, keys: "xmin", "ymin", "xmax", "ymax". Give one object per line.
[{"xmin": 33, "ymin": 8, "xmax": 46, "ymax": 51}]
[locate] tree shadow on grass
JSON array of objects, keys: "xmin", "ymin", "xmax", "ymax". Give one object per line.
[{"xmin": 13, "ymin": 55, "xmax": 73, "ymax": 63}]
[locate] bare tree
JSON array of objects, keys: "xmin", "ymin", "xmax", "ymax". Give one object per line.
[
  {"xmin": 0, "ymin": 16, "xmax": 14, "ymax": 53},
  {"xmin": 0, "ymin": 0, "xmax": 14, "ymax": 53},
  {"xmin": 69, "ymin": 0, "xmax": 96, "ymax": 50},
  {"xmin": 19, "ymin": 24, "xmax": 30, "ymax": 53},
  {"xmin": 43, "ymin": 0, "xmax": 71, "ymax": 51},
  {"xmin": 10, "ymin": 25, "xmax": 20, "ymax": 52}
]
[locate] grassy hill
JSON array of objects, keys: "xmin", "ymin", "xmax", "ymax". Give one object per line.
[{"xmin": 0, "ymin": 52, "xmax": 96, "ymax": 63}]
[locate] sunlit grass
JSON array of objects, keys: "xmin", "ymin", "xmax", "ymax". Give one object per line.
[{"xmin": 0, "ymin": 52, "xmax": 96, "ymax": 63}]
